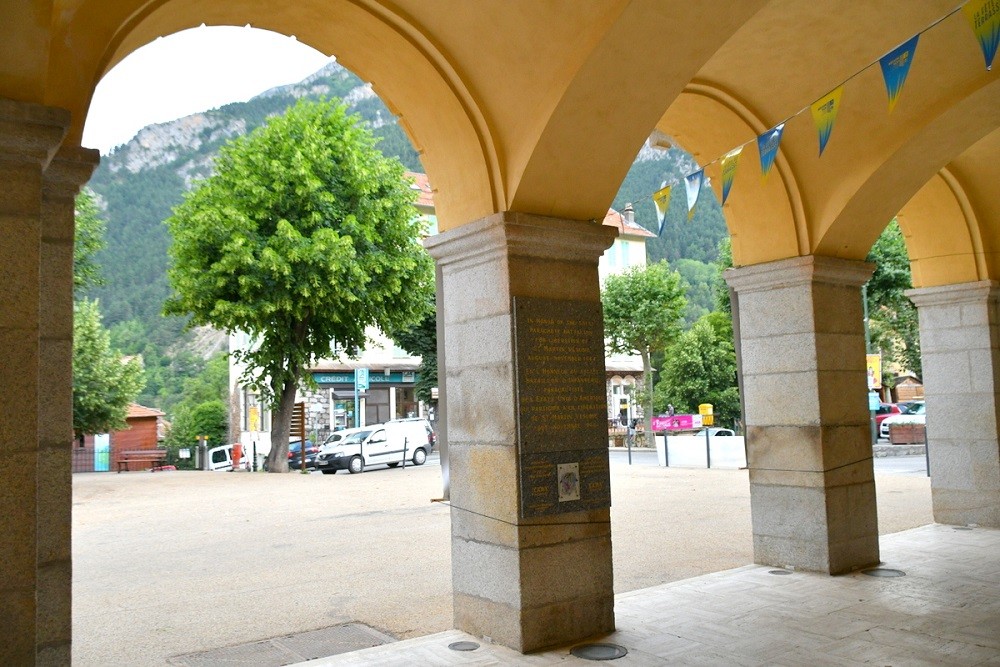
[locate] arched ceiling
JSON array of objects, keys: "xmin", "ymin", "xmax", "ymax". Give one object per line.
[
  {"xmin": 39, "ymin": 0, "xmax": 767, "ymax": 228},
  {"xmin": 897, "ymin": 127, "xmax": 1000, "ymax": 287},
  {"xmin": 5, "ymin": 0, "xmax": 999, "ymax": 288}
]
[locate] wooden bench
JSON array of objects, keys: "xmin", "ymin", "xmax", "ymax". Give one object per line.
[{"xmin": 117, "ymin": 449, "xmax": 168, "ymax": 472}]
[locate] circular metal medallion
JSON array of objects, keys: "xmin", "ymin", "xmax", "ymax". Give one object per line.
[
  {"xmin": 570, "ymin": 643, "xmax": 628, "ymax": 660},
  {"xmin": 862, "ymin": 568, "xmax": 906, "ymax": 577},
  {"xmin": 448, "ymin": 641, "xmax": 480, "ymax": 652}
]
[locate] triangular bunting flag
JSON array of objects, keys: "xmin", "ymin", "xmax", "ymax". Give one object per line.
[
  {"xmin": 810, "ymin": 86, "xmax": 844, "ymax": 156},
  {"xmin": 720, "ymin": 147, "xmax": 742, "ymax": 206},
  {"xmin": 652, "ymin": 182, "xmax": 672, "ymax": 236},
  {"xmin": 880, "ymin": 35, "xmax": 919, "ymax": 112},
  {"xmin": 757, "ymin": 123, "xmax": 785, "ymax": 181},
  {"xmin": 964, "ymin": 0, "xmax": 1000, "ymax": 71},
  {"xmin": 685, "ymin": 170, "xmax": 703, "ymax": 220}
]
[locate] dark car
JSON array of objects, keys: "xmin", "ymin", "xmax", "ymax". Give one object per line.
[{"xmin": 287, "ymin": 438, "xmax": 318, "ymax": 470}]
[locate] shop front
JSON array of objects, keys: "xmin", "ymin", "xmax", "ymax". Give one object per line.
[{"xmin": 313, "ymin": 370, "xmax": 420, "ymax": 429}]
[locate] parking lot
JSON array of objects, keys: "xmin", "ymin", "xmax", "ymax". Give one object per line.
[{"xmin": 72, "ymin": 453, "xmax": 933, "ymax": 665}]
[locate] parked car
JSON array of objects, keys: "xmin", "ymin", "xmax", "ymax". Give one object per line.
[
  {"xmin": 879, "ymin": 401, "xmax": 925, "ymax": 439},
  {"xmin": 319, "ymin": 428, "xmax": 360, "ymax": 450},
  {"xmin": 694, "ymin": 428, "xmax": 735, "ymax": 437},
  {"xmin": 874, "ymin": 402, "xmax": 901, "ymax": 429},
  {"xmin": 315, "ymin": 421, "xmax": 430, "ymax": 474},
  {"xmin": 287, "ymin": 438, "xmax": 318, "ymax": 469}
]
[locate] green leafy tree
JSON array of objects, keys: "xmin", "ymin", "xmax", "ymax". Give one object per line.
[
  {"xmin": 655, "ymin": 317, "xmax": 741, "ymax": 428},
  {"xmin": 713, "ymin": 236, "xmax": 734, "ymax": 316},
  {"xmin": 602, "ymin": 261, "xmax": 687, "ymax": 441},
  {"xmin": 164, "ymin": 400, "xmax": 228, "ymax": 469},
  {"xmin": 74, "ymin": 188, "xmax": 106, "ymax": 296},
  {"xmin": 165, "ymin": 98, "xmax": 433, "ymax": 472},
  {"xmin": 160, "ymin": 353, "xmax": 229, "ymax": 468},
  {"xmin": 72, "ymin": 299, "xmax": 145, "ymax": 443},
  {"xmin": 673, "ymin": 258, "xmax": 717, "ymax": 326},
  {"xmin": 865, "ymin": 219, "xmax": 921, "ymax": 378},
  {"xmin": 177, "ymin": 352, "xmax": 229, "ymax": 408},
  {"xmin": 388, "ymin": 294, "xmax": 438, "ymax": 404}
]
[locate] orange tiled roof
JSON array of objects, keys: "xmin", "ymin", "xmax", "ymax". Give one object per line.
[
  {"xmin": 405, "ymin": 172, "xmax": 435, "ymax": 208},
  {"xmin": 127, "ymin": 403, "xmax": 165, "ymax": 419},
  {"xmin": 602, "ymin": 208, "xmax": 656, "ymax": 238}
]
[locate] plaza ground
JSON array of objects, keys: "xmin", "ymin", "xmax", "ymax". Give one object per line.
[{"xmin": 72, "ymin": 454, "xmax": 934, "ymax": 665}]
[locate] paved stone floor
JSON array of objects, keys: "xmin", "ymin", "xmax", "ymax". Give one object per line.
[{"xmin": 307, "ymin": 524, "xmax": 1000, "ymax": 666}]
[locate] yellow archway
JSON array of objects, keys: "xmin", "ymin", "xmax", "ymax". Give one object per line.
[{"xmin": 34, "ymin": 1, "xmax": 774, "ymax": 231}]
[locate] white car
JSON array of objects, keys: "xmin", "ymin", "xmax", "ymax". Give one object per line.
[
  {"xmin": 314, "ymin": 420, "xmax": 432, "ymax": 474},
  {"xmin": 879, "ymin": 401, "xmax": 925, "ymax": 439},
  {"xmin": 693, "ymin": 428, "xmax": 736, "ymax": 437},
  {"xmin": 318, "ymin": 427, "xmax": 362, "ymax": 451}
]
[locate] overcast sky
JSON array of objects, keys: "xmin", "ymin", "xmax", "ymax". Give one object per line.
[{"xmin": 83, "ymin": 26, "xmax": 333, "ymax": 154}]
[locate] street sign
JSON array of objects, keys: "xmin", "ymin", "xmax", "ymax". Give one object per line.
[
  {"xmin": 353, "ymin": 369, "xmax": 369, "ymax": 428},
  {"xmin": 868, "ymin": 391, "xmax": 881, "ymax": 411}
]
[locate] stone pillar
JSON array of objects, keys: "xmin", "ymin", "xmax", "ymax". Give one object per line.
[
  {"xmin": 0, "ymin": 98, "xmax": 70, "ymax": 664},
  {"xmin": 908, "ymin": 281, "xmax": 1000, "ymax": 527},
  {"xmin": 426, "ymin": 212, "xmax": 617, "ymax": 652},
  {"xmin": 725, "ymin": 256, "xmax": 880, "ymax": 574},
  {"xmin": 37, "ymin": 146, "xmax": 99, "ymax": 664}
]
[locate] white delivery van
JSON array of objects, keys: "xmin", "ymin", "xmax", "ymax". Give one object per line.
[
  {"xmin": 314, "ymin": 420, "xmax": 431, "ymax": 474},
  {"xmin": 206, "ymin": 444, "xmax": 250, "ymax": 471},
  {"xmin": 385, "ymin": 418, "xmax": 436, "ymax": 452}
]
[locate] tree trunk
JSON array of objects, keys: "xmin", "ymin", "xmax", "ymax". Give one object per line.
[
  {"xmin": 265, "ymin": 377, "xmax": 299, "ymax": 472},
  {"xmin": 640, "ymin": 348, "xmax": 654, "ymax": 448}
]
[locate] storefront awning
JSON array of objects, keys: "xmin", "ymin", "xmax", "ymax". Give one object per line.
[{"xmin": 331, "ymin": 390, "xmax": 367, "ymax": 400}]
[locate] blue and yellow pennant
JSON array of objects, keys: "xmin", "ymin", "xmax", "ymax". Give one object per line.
[
  {"xmin": 652, "ymin": 182, "xmax": 672, "ymax": 236},
  {"xmin": 720, "ymin": 147, "xmax": 742, "ymax": 206},
  {"xmin": 965, "ymin": 0, "xmax": 1000, "ymax": 71},
  {"xmin": 757, "ymin": 123, "xmax": 785, "ymax": 181},
  {"xmin": 880, "ymin": 35, "xmax": 919, "ymax": 113},
  {"xmin": 810, "ymin": 86, "xmax": 844, "ymax": 157},
  {"xmin": 685, "ymin": 170, "xmax": 703, "ymax": 220}
]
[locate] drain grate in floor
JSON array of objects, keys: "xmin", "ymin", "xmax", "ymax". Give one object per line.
[{"xmin": 168, "ymin": 622, "xmax": 395, "ymax": 666}]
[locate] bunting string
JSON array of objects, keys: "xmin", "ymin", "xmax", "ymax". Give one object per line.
[{"xmin": 632, "ymin": 0, "xmax": 996, "ymax": 230}]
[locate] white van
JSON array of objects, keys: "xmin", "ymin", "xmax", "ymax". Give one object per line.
[
  {"xmin": 385, "ymin": 418, "xmax": 435, "ymax": 452},
  {"xmin": 314, "ymin": 420, "xmax": 431, "ymax": 474},
  {"xmin": 206, "ymin": 444, "xmax": 249, "ymax": 471}
]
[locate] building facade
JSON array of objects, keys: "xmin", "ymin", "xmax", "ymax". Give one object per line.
[{"xmin": 230, "ymin": 327, "xmax": 424, "ymax": 460}]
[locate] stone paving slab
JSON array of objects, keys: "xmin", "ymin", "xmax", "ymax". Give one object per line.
[{"xmin": 168, "ymin": 623, "xmax": 395, "ymax": 666}]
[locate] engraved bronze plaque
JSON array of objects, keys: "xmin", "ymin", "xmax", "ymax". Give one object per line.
[{"xmin": 513, "ymin": 297, "xmax": 611, "ymax": 517}]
